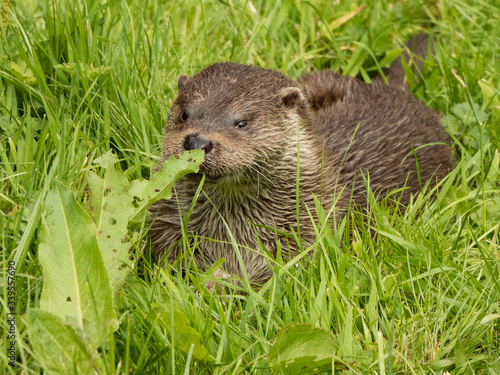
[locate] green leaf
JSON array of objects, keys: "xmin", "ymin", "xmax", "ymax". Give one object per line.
[
  {"xmin": 322, "ymin": 4, "xmax": 367, "ymax": 35},
  {"xmin": 378, "ymin": 48, "xmax": 403, "ymax": 68},
  {"xmin": 39, "ymin": 181, "xmax": 115, "ymax": 346},
  {"xmin": 343, "ymin": 34, "xmax": 369, "ymax": 77},
  {"xmin": 339, "ymin": 305, "xmax": 353, "ymax": 358},
  {"xmin": 88, "ymin": 151, "xmax": 136, "ymax": 294},
  {"xmin": 27, "ymin": 309, "xmax": 102, "ymax": 375},
  {"xmin": 150, "ymin": 302, "xmax": 214, "ymax": 362},
  {"xmin": 7, "ymin": 60, "xmax": 37, "ymax": 85},
  {"xmin": 454, "ymin": 337, "xmax": 466, "ymax": 368},
  {"xmin": 366, "ymin": 281, "xmax": 378, "ymax": 335},
  {"xmin": 478, "ymin": 79, "xmax": 500, "ymax": 117},
  {"xmin": 441, "ymin": 114, "xmax": 461, "ymax": 136},
  {"xmin": 87, "ymin": 149, "xmax": 203, "ymax": 293},
  {"xmin": 128, "ymin": 149, "xmax": 204, "ymax": 222},
  {"xmin": 0, "ymin": 114, "xmax": 17, "ymax": 138},
  {"xmin": 267, "ymin": 323, "xmax": 336, "ymax": 375},
  {"xmin": 451, "ymin": 102, "xmax": 488, "ymax": 126}
]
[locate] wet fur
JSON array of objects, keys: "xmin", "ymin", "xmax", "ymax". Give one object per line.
[{"xmin": 150, "ymin": 58, "xmax": 453, "ymax": 285}]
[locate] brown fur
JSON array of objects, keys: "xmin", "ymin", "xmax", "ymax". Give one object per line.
[
  {"xmin": 383, "ymin": 33, "xmax": 431, "ymax": 89},
  {"xmin": 150, "ymin": 61, "xmax": 453, "ymax": 285}
]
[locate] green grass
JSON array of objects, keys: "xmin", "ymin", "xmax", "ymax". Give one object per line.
[{"xmin": 1, "ymin": 0, "xmax": 500, "ymax": 373}]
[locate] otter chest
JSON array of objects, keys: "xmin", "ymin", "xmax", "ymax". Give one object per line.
[{"xmin": 188, "ymin": 194, "xmax": 282, "ymax": 247}]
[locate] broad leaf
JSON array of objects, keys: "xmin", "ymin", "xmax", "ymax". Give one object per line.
[
  {"xmin": 39, "ymin": 181, "xmax": 115, "ymax": 346},
  {"xmin": 88, "ymin": 149, "xmax": 203, "ymax": 294},
  {"xmin": 151, "ymin": 302, "xmax": 214, "ymax": 362},
  {"xmin": 267, "ymin": 323, "xmax": 336, "ymax": 374},
  {"xmin": 27, "ymin": 309, "xmax": 102, "ymax": 375},
  {"xmin": 88, "ymin": 151, "xmax": 136, "ymax": 293},
  {"xmin": 128, "ymin": 149, "xmax": 204, "ymax": 222}
]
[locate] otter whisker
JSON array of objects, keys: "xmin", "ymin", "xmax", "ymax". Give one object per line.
[{"xmin": 247, "ymin": 164, "xmax": 276, "ymax": 188}]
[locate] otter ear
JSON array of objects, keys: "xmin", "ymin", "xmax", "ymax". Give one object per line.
[
  {"xmin": 279, "ymin": 87, "xmax": 306, "ymax": 108},
  {"xmin": 177, "ymin": 74, "xmax": 190, "ymax": 90}
]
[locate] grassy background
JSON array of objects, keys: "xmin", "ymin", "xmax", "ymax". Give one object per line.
[{"xmin": 1, "ymin": 0, "xmax": 500, "ymax": 373}]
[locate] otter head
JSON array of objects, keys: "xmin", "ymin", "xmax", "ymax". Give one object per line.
[{"xmin": 162, "ymin": 63, "xmax": 308, "ymax": 187}]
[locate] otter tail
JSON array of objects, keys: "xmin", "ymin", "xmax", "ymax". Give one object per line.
[
  {"xmin": 383, "ymin": 33, "xmax": 432, "ymax": 89},
  {"xmin": 297, "ymin": 34, "xmax": 434, "ymax": 109}
]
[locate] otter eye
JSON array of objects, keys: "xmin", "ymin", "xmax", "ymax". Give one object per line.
[
  {"xmin": 235, "ymin": 120, "xmax": 248, "ymax": 129},
  {"xmin": 179, "ymin": 111, "xmax": 189, "ymax": 123}
]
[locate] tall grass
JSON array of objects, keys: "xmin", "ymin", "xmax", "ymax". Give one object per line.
[{"xmin": 1, "ymin": 0, "xmax": 499, "ymax": 373}]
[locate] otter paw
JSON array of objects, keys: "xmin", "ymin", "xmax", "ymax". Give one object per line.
[{"xmin": 206, "ymin": 268, "xmax": 230, "ymax": 293}]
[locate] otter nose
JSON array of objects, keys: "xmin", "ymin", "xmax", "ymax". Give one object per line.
[{"xmin": 183, "ymin": 134, "xmax": 214, "ymax": 153}]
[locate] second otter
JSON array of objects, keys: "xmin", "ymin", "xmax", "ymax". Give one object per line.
[{"xmin": 150, "ymin": 62, "xmax": 453, "ymax": 285}]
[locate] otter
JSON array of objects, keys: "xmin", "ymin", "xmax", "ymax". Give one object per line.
[{"xmin": 150, "ymin": 58, "xmax": 453, "ymax": 286}]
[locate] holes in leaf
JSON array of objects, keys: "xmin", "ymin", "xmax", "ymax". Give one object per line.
[{"xmin": 132, "ymin": 196, "xmax": 142, "ymax": 208}]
